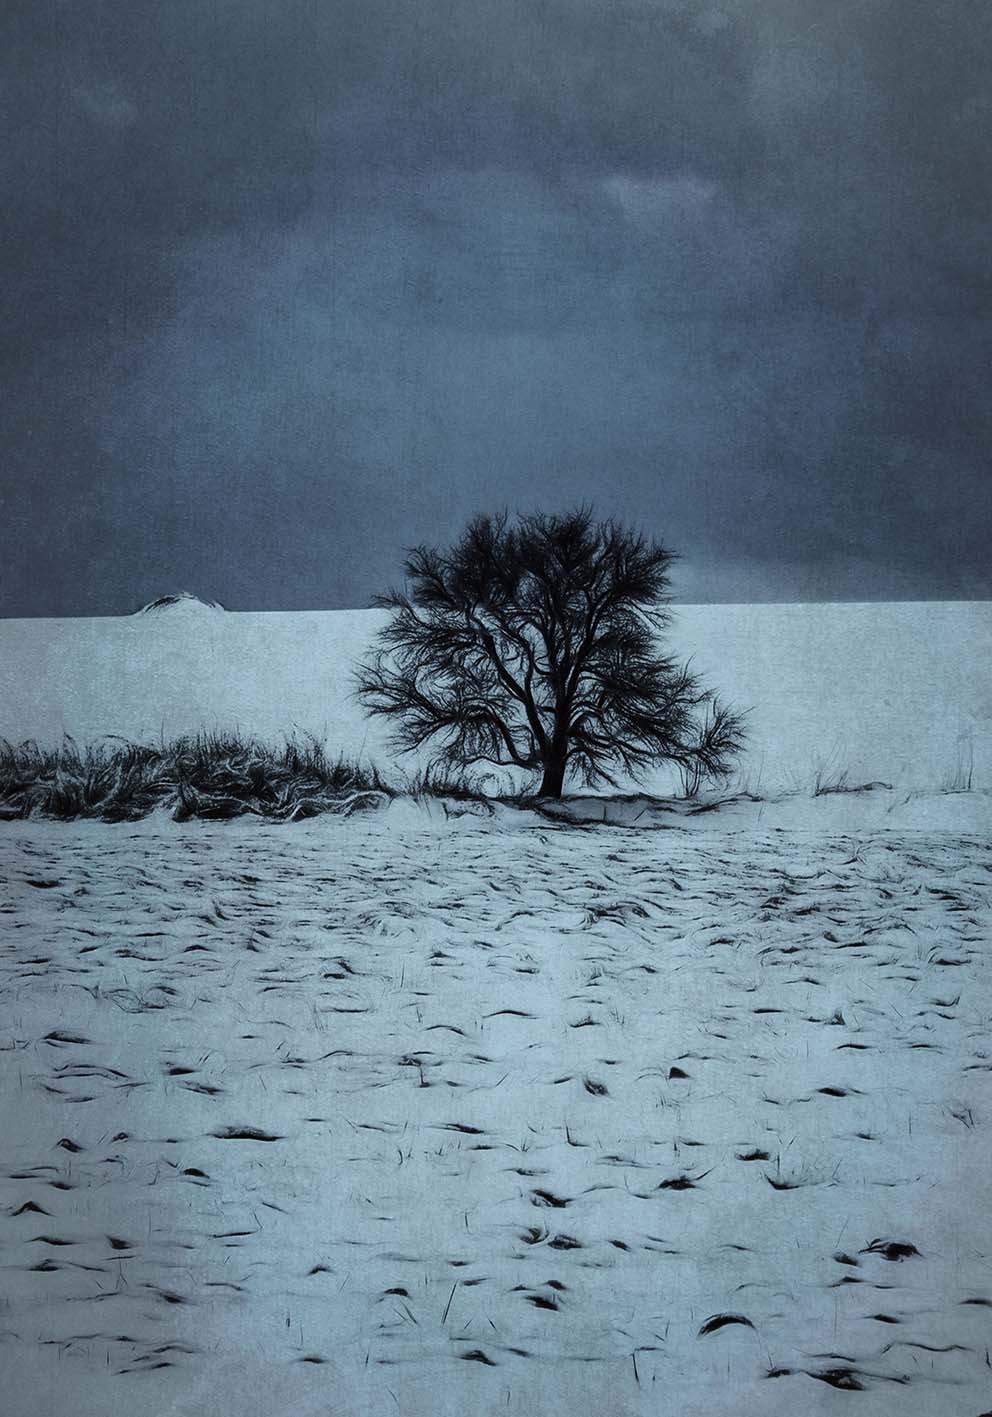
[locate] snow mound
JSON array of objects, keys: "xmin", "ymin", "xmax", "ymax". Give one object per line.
[{"xmin": 133, "ymin": 592, "xmax": 225, "ymax": 615}]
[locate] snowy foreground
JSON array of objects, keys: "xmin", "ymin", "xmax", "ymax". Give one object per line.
[{"xmin": 2, "ymin": 798, "xmax": 992, "ymax": 1417}]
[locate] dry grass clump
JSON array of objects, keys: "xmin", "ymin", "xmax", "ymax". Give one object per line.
[{"xmin": 0, "ymin": 733, "xmax": 395, "ymax": 822}]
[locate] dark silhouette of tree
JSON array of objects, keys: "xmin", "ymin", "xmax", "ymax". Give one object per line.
[{"xmin": 356, "ymin": 509, "xmax": 744, "ymax": 799}]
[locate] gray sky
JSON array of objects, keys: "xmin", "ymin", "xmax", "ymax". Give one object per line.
[{"xmin": 2, "ymin": 0, "xmax": 990, "ymax": 615}]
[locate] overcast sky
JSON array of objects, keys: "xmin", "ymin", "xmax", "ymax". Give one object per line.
[{"xmin": 1, "ymin": 0, "xmax": 989, "ymax": 615}]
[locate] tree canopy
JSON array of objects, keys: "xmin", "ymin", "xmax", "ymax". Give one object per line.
[{"xmin": 356, "ymin": 508, "xmax": 744, "ymax": 798}]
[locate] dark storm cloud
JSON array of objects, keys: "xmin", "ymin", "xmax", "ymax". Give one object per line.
[{"xmin": 1, "ymin": 0, "xmax": 989, "ymax": 614}]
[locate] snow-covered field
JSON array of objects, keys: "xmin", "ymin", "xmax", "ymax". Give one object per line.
[
  {"xmin": 3, "ymin": 798, "xmax": 992, "ymax": 1416},
  {"xmin": 2, "ymin": 600, "xmax": 990, "ymax": 793}
]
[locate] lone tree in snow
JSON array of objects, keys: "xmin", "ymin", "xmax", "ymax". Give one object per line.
[{"xmin": 356, "ymin": 509, "xmax": 744, "ymax": 799}]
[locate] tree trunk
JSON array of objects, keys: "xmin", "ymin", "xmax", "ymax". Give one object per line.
[{"xmin": 538, "ymin": 749, "xmax": 567, "ymax": 798}]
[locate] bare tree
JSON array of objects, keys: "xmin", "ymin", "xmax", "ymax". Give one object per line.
[{"xmin": 356, "ymin": 508, "xmax": 745, "ymax": 799}]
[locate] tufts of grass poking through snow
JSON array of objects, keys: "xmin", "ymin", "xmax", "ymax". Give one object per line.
[
  {"xmin": 1, "ymin": 817, "xmax": 990, "ymax": 1414},
  {"xmin": 0, "ymin": 733, "xmax": 399, "ymax": 822}
]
